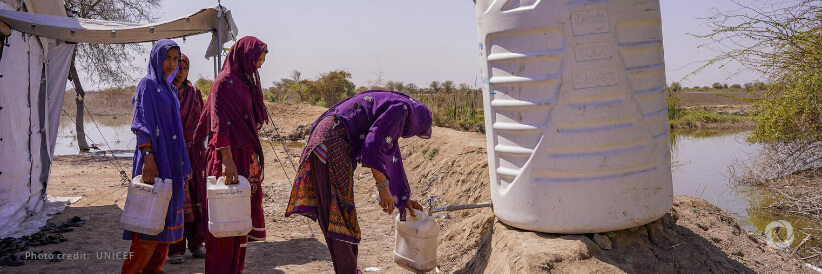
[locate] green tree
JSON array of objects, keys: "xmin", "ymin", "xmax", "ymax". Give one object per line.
[
  {"xmin": 429, "ymin": 81, "xmax": 442, "ymax": 93},
  {"xmin": 669, "ymin": 82, "xmax": 682, "ymax": 93},
  {"xmin": 311, "ymin": 70, "xmax": 355, "ymax": 107},
  {"xmin": 697, "ymin": 0, "xmax": 822, "ymax": 177},
  {"xmin": 749, "ymin": 67, "xmax": 822, "ymax": 143},
  {"xmin": 194, "ymin": 77, "xmax": 213, "ymax": 99},
  {"xmin": 405, "ymin": 83, "xmax": 420, "ymax": 93},
  {"xmin": 730, "ymin": 83, "xmax": 742, "ymax": 89},
  {"xmin": 442, "ymin": 80, "xmax": 456, "ymax": 93},
  {"xmin": 712, "ymin": 82, "xmax": 723, "ymax": 89},
  {"xmin": 385, "ymin": 81, "xmax": 405, "ymax": 92}
]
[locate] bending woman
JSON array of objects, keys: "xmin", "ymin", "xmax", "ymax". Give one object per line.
[
  {"xmin": 194, "ymin": 36, "xmax": 268, "ymax": 274},
  {"xmin": 285, "ymin": 90, "xmax": 431, "ymax": 274},
  {"xmin": 122, "ymin": 39, "xmax": 192, "ymax": 274}
]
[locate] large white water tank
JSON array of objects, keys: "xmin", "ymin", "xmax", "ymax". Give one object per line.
[{"xmin": 474, "ymin": 0, "xmax": 673, "ymax": 233}]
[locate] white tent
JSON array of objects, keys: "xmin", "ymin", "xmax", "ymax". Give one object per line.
[{"xmin": 0, "ymin": 0, "xmax": 237, "ymax": 238}]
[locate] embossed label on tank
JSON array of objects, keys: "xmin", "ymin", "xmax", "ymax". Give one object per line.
[
  {"xmin": 571, "ymin": 10, "xmax": 609, "ymax": 36},
  {"xmin": 573, "ymin": 68, "xmax": 619, "ymax": 89},
  {"xmin": 575, "ymin": 42, "xmax": 612, "ymax": 62}
]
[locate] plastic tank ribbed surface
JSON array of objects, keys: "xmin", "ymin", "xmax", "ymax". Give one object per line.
[{"xmin": 475, "ymin": 0, "xmax": 673, "ymax": 233}]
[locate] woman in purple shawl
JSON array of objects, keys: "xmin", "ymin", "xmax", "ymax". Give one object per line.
[
  {"xmin": 167, "ymin": 53, "xmax": 207, "ymax": 263},
  {"xmin": 286, "ymin": 90, "xmax": 431, "ymax": 273},
  {"xmin": 194, "ymin": 36, "xmax": 268, "ymax": 274},
  {"xmin": 122, "ymin": 39, "xmax": 192, "ymax": 274}
]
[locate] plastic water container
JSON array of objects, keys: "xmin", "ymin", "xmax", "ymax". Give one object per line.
[
  {"xmin": 393, "ymin": 209, "xmax": 439, "ymax": 273},
  {"xmin": 206, "ymin": 175, "xmax": 252, "ymax": 238},
  {"xmin": 474, "ymin": 0, "xmax": 673, "ymax": 233},
  {"xmin": 120, "ymin": 175, "xmax": 172, "ymax": 236}
]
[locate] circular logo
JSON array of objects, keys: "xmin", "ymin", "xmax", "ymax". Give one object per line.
[{"xmin": 765, "ymin": 220, "xmax": 794, "ymax": 249}]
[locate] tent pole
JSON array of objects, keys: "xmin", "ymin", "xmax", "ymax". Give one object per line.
[
  {"xmin": 213, "ymin": 56, "xmax": 218, "ymax": 79},
  {"xmin": 216, "ymin": 4, "xmax": 222, "ymax": 73}
]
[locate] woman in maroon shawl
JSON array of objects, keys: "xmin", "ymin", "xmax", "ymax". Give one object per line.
[
  {"xmin": 167, "ymin": 53, "xmax": 207, "ymax": 263},
  {"xmin": 194, "ymin": 36, "xmax": 268, "ymax": 274}
]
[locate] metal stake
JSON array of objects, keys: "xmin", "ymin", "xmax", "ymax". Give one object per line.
[{"xmin": 427, "ymin": 196, "xmax": 492, "ymax": 215}]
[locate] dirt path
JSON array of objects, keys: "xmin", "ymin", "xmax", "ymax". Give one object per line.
[{"xmin": 8, "ymin": 102, "xmax": 808, "ymax": 273}]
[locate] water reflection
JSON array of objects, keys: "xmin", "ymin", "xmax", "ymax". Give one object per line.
[
  {"xmin": 671, "ymin": 130, "xmax": 821, "ymax": 251},
  {"xmin": 56, "ymin": 115, "xmax": 134, "ymax": 157},
  {"xmin": 671, "ymin": 130, "xmax": 762, "ymax": 227}
]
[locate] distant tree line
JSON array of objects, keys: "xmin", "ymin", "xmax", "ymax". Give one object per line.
[
  {"xmin": 666, "ymin": 81, "xmax": 769, "ymax": 93},
  {"xmin": 193, "ymin": 69, "xmax": 486, "ymax": 132}
]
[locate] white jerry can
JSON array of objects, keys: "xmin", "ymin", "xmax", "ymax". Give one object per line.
[
  {"xmin": 120, "ymin": 175, "xmax": 173, "ymax": 236},
  {"xmin": 474, "ymin": 0, "xmax": 673, "ymax": 233},
  {"xmin": 394, "ymin": 209, "xmax": 439, "ymax": 273},
  {"xmin": 206, "ymin": 175, "xmax": 252, "ymax": 238}
]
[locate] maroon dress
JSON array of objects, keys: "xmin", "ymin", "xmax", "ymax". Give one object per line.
[{"xmin": 194, "ymin": 36, "xmax": 268, "ymax": 274}]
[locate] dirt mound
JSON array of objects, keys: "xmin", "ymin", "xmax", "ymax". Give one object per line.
[
  {"xmin": 259, "ymin": 102, "xmax": 327, "ymax": 140},
  {"xmin": 449, "ymin": 196, "xmax": 811, "ymax": 273}
]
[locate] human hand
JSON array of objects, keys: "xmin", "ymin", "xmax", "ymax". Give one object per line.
[
  {"xmin": 141, "ymin": 156, "xmax": 158, "ymax": 184},
  {"xmin": 378, "ymin": 187, "xmax": 395, "ymax": 215},
  {"xmin": 405, "ymin": 199, "xmax": 424, "ymax": 218},
  {"xmin": 222, "ymin": 159, "xmax": 238, "ymax": 184}
]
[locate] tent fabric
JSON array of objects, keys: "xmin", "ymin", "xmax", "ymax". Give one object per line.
[
  {"xmin": 45, "ymin": 43, "xmax": 73, "ymax": 159},
  {"xmin": 0, "ymin": 21, "xmax": 48, "ymax": 237},
  {"xmin": 0, "ymin": 5, "xmax": 237, "ymax": 58}
]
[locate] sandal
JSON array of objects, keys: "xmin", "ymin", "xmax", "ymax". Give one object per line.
[
  {"xmin": 0, "ymin": 247, "xmax": 13, "ymax": 258},
  {"xmin": 15, "ymin": 243, "xmax": 29, "ymax": 252},
  {"xmin": 25, "ymin": 238, "xmax": 40, "ymax": 247},
  {"xmin": 50, "ymin": 251, "xmax": 63, "ymax": 262},
  {"xmin": 54, "ymin": 234, "xmax": 68, "ymax": 242},
  {"xmin": 41, "ymin": 222, "xmax": 59, "ymax": 232},
  {"xmin": 65, "ymin": 216, "xmax": 86, "ymax": 227},
  {"xmin": 30, "ymin": 233, "xmax": 48, "ymax": 246},
  {"xmin": 51, "ymin": 224, "xmax": 74, "ymax": 233},
  {"xmin": 0, "ymin": 254, "xmax": 25, "ymax": 266},
  {"xmin": 46, "ymin": 235, "xmax": 60, "ymax": 245},
  {"xmin": 168, "ymin": 254, "xmax": 184, "ymax": 264},
  {"xmin": 0, "ymin": 238, "xmax": 13, "ymax": 249},
  {"xmin": 191, "ymin": 247, "xmax": 206, "ymax": 258}
]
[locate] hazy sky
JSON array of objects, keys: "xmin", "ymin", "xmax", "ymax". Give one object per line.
[{"xmin": 97, "ymin": 0, "xmax": 759, "ymax": 90}]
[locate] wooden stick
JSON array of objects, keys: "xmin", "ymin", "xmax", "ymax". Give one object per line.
[
  {"xmin": 794, "ymin": 235, "xmax": 813, "ymax": 253},
  {"xmin": 0, "ymin": 20, "xmax": 10, "ymax": 36}
]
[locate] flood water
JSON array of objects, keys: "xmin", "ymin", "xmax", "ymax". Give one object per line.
[
  {"xmin": 671, "ymin": 130, "xmax": 821, "ymax": 252},
  {"xmin": 55, "ymin": 115, "xmax": 134, "ymax": 157},
  {"xmin": 670, "ymin": 130, "xmax": 763, "ymax": 230}
]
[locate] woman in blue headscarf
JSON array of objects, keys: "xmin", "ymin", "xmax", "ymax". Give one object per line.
[{"xmin": 121, "ymin": 39, "xmax": 192, "ymax": 274}]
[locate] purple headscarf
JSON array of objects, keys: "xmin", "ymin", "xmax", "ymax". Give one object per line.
[
  {"xmin": 321, "ymin": 90, "xmax": 433, "ymax": 216},
  {"xmin": 126, "ymin": 39, "xmax": 191, "ymax": 242}
]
